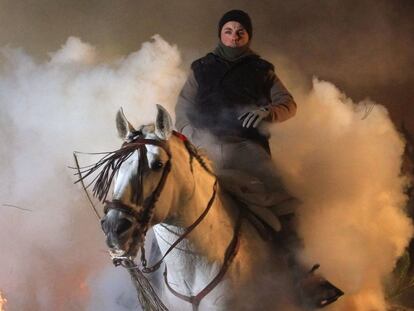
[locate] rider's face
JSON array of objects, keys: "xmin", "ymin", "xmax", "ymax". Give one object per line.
[{"xmin": 220, "ymin": 21, "xmax": 250, "ymax": 48}]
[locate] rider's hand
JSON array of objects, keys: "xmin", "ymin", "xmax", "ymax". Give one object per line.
[{"xmin": 238, "ymin": 107, "xmax": 270, "ymax": 128}]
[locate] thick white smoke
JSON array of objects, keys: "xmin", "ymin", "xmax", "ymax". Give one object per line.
[
  {"xmin": 0, "ymin": 34, "xmax": 411, "ymax": 311},
  {"xmin": 270, "ymin": 78, "xmax": 413, "ymax": 310},
  {"xmin": 0, "ymin": 35, "xmax": 185, "ymax": 311}
]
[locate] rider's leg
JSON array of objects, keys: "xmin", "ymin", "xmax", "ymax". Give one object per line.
[{"xmin": 277, "ymin": 214, "xmax": 344, "ymax": 309}]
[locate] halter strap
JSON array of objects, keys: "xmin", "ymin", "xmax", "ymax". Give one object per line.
[
  {"xmin": 104, "ymin": 200, "xmax": 142, "ymax": 219},
  {"xmin": 104, "ymin": 136, "xmax": 173, "ymax": 258},
  {"xmin": 122, "ymin": 138, "xmax": 171, "ymax": 157}
]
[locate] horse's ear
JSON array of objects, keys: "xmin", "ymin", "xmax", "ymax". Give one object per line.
[
  {"xmin": 155, "ymin": 104, "xmax": 173, "ymax": 140},
  {"xmin": 116, "ymin": 108, "xmax": 136, "ymax": 140}
]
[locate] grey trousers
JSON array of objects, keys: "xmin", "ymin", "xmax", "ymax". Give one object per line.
[{"xmin": 185, "ymin": 128, "xmax": 297, "ymax": 220}]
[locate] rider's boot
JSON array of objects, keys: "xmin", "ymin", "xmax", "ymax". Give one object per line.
[
  {"xmin": 294, "ymin": 264, "xmax": 344, "ymax": 309},
  {"xmin": 276, "ymin": 214, "xmax": 344, "ymax": 309}
]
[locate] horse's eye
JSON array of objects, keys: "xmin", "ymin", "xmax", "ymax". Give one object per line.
[
  {"xmin": 151, "ymin": 160, "xmax": 163, "ymax": 171},
  {"xmin": 116, "ymin": 218, "xmax": 133, "ymax": 235}
]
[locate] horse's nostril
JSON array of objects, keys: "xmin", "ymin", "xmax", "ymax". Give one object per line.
[{"xmin": 107, "ymin": 238, "xmax": 115, "ymax": 249}]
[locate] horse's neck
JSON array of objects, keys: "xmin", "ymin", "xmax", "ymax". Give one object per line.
[
  {"xmin": 181, "ymin": 178, "xmax": 235, "ymax": 262},
  {"xmin": 163, "ymin": 142, "xmax": 236, "ymax": 262}
]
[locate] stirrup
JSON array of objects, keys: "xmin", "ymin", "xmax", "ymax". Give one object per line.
[{"xmin": 297, "ymin": 264, "xmax": 344, "ymax": 308}]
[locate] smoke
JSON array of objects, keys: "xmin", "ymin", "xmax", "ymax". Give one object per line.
[
  {"xmin": 0, "ymin": 32, "xmax": 412, "ymax": 311},
  {"xmin": 0, "ymin": 35, "xmax": 185, "ymax": 311},
  {"xmin": 269, "ymin": 77, "xmax": 413, "ymax": 310}
]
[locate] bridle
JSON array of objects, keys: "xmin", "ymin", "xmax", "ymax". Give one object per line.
[
  {"xmin": 103, "ymin": 136, "xmax": 172, "ymax": 264},
  {"xmin": 102, "ymin": 131, "xmax": 242, "ymax": 311}
]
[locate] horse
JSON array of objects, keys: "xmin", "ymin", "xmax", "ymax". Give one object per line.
[{"xmin": 92, "ymin": 105, "xmax": 338, "ymax": 311}]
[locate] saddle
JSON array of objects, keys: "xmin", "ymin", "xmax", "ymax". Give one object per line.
[{"xmin": 217, "ymin": 169, "xmax": 297, "ymax": 233}]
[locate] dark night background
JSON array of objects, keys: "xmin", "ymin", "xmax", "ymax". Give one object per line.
[
  {"xmin": 1, "ymin": 0, "xmax": 413, "ymax": 308},
  {"xmin": 1, "ymin": 0, "xmax": 413, "ymax": 133}
]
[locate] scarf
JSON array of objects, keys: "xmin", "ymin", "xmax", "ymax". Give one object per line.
[{"xmin": 213, "ymin": 41, "xmax": 255, "ymax": 62}]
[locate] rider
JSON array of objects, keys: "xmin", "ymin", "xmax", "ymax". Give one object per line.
[
  {"xmin": 175, "ymin": 9, "xmax": 343, "ymax": 307},
  {"xmin": 175, "ymin": 9, "xmax": 297, "ymax": 219}
]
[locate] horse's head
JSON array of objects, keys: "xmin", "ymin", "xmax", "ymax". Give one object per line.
[{"xmin": 99, "ymin": 105, "xmax": 189, "ymax": 262}]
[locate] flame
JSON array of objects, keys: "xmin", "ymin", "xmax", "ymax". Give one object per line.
[{"xmin": 0, "ymin": 291, "xmax": 7, "ymax": 311}]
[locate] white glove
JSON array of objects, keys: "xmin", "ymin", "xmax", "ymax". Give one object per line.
[{"xmin": 238, "ymin": 107, "xmax": 270, "ymax": 128}]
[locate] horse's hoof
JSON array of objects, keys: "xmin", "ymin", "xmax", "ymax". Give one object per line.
[{"xmin": 297, "ymin": 265, "xmax": 344, "ymax": 308}]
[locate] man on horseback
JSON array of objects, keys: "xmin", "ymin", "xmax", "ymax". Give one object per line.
[
  {"xmin": 175, "ymin": 9, "xmax": 297, "ymax": 226},
  {"xmin": 175, "ymin": 9, "xmax": 343, "ymax": 308}
]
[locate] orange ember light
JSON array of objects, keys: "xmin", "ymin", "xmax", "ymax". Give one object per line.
[{"xmin": 0, "ymin": 291, "xmax": 7, "ymax": 311}]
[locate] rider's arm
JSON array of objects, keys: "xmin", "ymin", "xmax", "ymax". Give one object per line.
[
  {"xmin": 175, "ymin": 70, "xmax": 199, "ymax": 138},
  {"xmin": 266, "ymin": 70, "xmax": 297, "ymax": 123}
]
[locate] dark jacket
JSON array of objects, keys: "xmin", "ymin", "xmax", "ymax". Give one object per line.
[{"xmin": 175, "ymin": 52, "xmax": 296, "ymax": 152}]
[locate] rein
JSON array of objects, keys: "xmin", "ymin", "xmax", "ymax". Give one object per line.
[
  {"xmin": 163, "ymin": 207, "xmax": 242, "ymax": 311},
  {"xmin": 140, "ymin": 179, "xmax": 218, "ymax": 274}
]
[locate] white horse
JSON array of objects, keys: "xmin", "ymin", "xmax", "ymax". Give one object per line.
[{"xmin": 96, "ymin": 105, "xmax": 338, "ymax": 311}]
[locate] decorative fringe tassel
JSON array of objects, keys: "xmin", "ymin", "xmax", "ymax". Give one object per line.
[{"xmin": 125, "ymin": 261, "xmax": 169, "ymax": 311}]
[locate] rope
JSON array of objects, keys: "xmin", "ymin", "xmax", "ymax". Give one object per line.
[{"xmin": 73, "ymin": 152, "xmax": 102, "ymax": 220}]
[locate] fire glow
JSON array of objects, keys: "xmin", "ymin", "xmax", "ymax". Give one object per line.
[{"xmin": 0, "ymin": 291, "xmax": 7, "ymax": 311}]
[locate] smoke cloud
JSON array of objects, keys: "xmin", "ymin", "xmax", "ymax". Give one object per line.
[
  {"xmin": 0, "ymin": 35, "xmax": 185, "ymax": 311},
  {"xmin": 0, "ymin": 33, "xmax": 412, "ymax": 311},
  {"xmin": 269, "ymin": 78, "xmax": 413, "ymax": 310}
]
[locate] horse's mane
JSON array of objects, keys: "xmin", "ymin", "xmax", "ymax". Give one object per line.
[{"xmin": 181, "ymin": 138, "xmax": 215, "ymax": 177}]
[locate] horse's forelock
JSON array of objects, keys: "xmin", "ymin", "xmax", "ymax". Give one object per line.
[{"xmin": 139, "ymin": 124, "xmax": 156, "ymax": 137}]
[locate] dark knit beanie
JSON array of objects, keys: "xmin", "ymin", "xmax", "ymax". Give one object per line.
[{"xmin": 218, "ymin": 10, "xmax": 253, "ymax": 39}]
